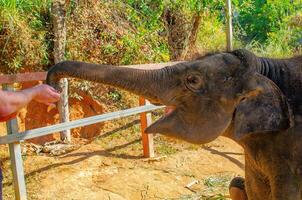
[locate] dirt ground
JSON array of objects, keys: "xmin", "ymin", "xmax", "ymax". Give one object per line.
[{"xmin": 1, "ymin": 115, "xmax": 244, "ymax": 200}]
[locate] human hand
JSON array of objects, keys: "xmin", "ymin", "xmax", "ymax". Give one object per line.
[{"xmin": 31, "ymin": 84, "xmax": 61, "ymax": 106}]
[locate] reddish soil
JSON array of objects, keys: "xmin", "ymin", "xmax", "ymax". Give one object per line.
[{"xmin": 0, "ymin": 82, "xmax": 105, "ymax": 144}]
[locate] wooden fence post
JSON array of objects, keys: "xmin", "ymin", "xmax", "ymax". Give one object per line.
[
  {"xmin": 3, "ymin": 84, "xmax": 27, "ymax": 200},
  {"xmin": 139, "ymin": 97, "xmax": 154, "ymax": 158},
  {"xmin": 52, "ymin": 0, "xmax": 71, "ymax": 142},
  {"xmin": 58, "ymin": 79, "xmax": 71, "ymax": 142},
  {"xmin": 226, "ymin": 0, "xmax": 233, "ymax": 51}
]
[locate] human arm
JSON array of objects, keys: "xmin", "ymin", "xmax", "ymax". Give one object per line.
[{"xmin": 0, "ymin": 84, "xmax": 60, "ymax": 118}]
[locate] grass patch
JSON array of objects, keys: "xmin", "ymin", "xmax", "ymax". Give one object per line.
[
  {"xmin": 167, "ymin": 174, "xmax": 232, "ymax": 200},
  {"xmin": 155, "ymin": 138, "xmax": 179, "ymax": 155},
  {"xmin": 200, "ymin": 174, "xmax": 232, "ymax": 200},
  {"xmin": 203, "ymin": 175, "xmax": 231, "ymax": 189}
]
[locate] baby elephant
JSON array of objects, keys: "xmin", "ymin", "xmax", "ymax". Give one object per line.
[{"xmin": 47, "ymin": 50, "xmax": 300, "ymax": 199}]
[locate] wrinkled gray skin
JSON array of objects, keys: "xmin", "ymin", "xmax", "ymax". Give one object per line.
[{"xmin": 47, "ymin": 50, "xmax": 301, "ymax": 199}]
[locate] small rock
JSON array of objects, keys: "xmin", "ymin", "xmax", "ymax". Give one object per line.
[{"xmin": 143, "ymin": 155, "xmax": 167, "ymax": 162}]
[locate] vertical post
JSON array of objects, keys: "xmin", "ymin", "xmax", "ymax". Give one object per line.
[
  {"xmin": 3, "ymin": 84, "xmax": 27, "ymax": 200},
  {"xmin": 139, "ymin": 97, "xmax": 154, "ymax": 158},
  {"xmin": 226, "ymin": 0, "xmax": 233, "ymax": 51},
  {"xmin": 52, "ymin": 0, "xmax": 71, "ymax": 142},
  {"xmin": 58, "ymin": 79, "xmax": 71, "ymax": 142}
]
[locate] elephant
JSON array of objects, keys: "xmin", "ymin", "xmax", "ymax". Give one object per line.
[{"xmin": 47, "ymin": 51, "xmax": 301, "ymax": 199}]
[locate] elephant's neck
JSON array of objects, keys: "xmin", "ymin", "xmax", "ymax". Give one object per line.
[
  {"xmin": 256, "ymin": 57, "xmax": 289, "ymax": 90},
  {"xmin": 256, "ymin": 56, "xmax": 302, "ymax": 117}
]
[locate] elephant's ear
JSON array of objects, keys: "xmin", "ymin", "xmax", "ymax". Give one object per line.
[
  {"xmin": 233, "ymin": 76, "xmax": 294, "ymax": 140},
  {"xmin": 231, "ymin": 49, "xmax": 258, "ymax": 68}
]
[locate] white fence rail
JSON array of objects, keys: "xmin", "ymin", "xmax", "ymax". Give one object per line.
[{"xmin": 0, "ymin": 104, "xmax": 164, "ymax": 145}]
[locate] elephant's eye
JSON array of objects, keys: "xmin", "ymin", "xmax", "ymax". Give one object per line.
[
  {"xmin": 187, "ymin": 75, "xmax": 199, "ymax": 84},
  {"xmin": 185, "ymin": 74, "xmax": 204, "ymax": 92}
]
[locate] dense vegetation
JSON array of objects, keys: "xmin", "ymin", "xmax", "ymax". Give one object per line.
[
  {"xmin": 0, "ymin": 0, "xmax": 301, "ymax": 74},
  {"xmin": 126, "ymin": 0, "xmax": 301, "ymax": 56}
]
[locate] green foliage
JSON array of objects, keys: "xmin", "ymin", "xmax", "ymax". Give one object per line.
[
  {"xmin": 126, "ymin": 0, "xmax": 165, "ymax": 30},
  {"xmin": 164, "ymin": 0, "xmax": 202, "ymax": 13},
  {"xmin": 0, "ymin": 0, "xmax": 300, "ymax": 74},
  {"xmin": 108, "ymin": 90, "xmax": 122, "ymax": 102},
  {"xmin": 122, "ymin": 1, "xmax": 171, "ymax": 63},
  {"xmin": 126, "ymin": 0, "xmax": 202, "ymax": 24},
  {"xmin": 66, "ymin": 1, "xmax": 170, "ymax": 67},
  {"xmin": 196, "ymin": 12, "xmax": 226, "ymax": 52},
  {"xmin": 197, "ymin": 0, "xmax": 301, "ymax": 56},
  {"xmin": 0, "ymin": 0, "xmax": 50, "ymax": 73},
  {"xmin": 235, "ymin": 0, "xmax": 301, "ymax": 43},
  {"xmin": 0, "ymin": 0, "xmax": 50, "ymax": 12},
  {"xmin": 263, "ymin": 12, "xmax": 301, "ymax": 57}
]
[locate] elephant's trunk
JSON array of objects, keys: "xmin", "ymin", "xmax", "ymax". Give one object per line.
[{"xmin": 47, "ymin": 61, "xmax": 168, "ymax": 102}]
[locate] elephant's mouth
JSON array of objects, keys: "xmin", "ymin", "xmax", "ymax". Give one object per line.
[
  {"xmin": 144, "ymin": 105, "xmax": 178, "ymax": 134},
  {"xmin": 164, "ymin": 106, "xmax": 176, "ymax": 116}
]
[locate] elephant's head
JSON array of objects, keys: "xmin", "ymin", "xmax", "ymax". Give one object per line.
[{"xmin": 47, "ymin": 50, "xmax": 292, "ymax": 144}]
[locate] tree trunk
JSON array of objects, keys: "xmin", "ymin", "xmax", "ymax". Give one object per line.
[
  {"xmin": 225, "ymin": 0, "xmax": 233, "ymax": 51},
  {"xmin": 186, "ymin": 11, "xmax": 202, "ymax": 58},
  {"xmin": 51, "ymin": 0, "xmax": 71, "ymax": 143},
  {"xmin": 163, "ymin": 8, "xmax": 202, "ymax": 60}
]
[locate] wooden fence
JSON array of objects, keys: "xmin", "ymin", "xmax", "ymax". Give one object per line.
[{"xmin": 0, "ymin": 62, "xmax": 180, "ymax": 200}]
